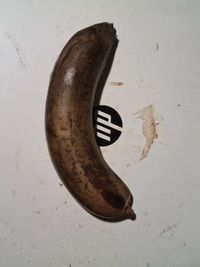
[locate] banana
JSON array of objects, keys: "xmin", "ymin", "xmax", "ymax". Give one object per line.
[{"xmin": 45, "ymin": 22, "xmax": 135, "ymax": 221}]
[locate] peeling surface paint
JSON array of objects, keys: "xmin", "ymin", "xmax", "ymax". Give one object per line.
[{"xmin": 135, "ymin": 105, "xmax": 158, "ymax": 160}]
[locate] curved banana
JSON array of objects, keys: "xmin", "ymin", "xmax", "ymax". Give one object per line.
[{"xmin": 45, "ymin": 22, "xmax": 135, "ymax": 221}]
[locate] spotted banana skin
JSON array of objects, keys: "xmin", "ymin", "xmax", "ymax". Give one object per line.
[{"xmin": 45, "ymin": 22, "xmax": 135, "ymax": 221}]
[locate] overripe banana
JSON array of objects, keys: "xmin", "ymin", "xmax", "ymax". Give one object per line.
[{"xmin": 45, "ymin": 22, "xmax": 135, "ymax": 221}]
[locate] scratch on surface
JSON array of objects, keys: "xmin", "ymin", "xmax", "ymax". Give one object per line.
[
  {"xmin": 154, "ymin": 42, "xmax": 159, "ymax": 51},
  {"xmin": 15, "ymin": 149, "xmax": 20, "ymax": 172},
  {"xmin": 109, "ymin": 82, "xmax": 124, "ymax": 86},
  {"xmin": 4, "ymin": 33, "xmax": 26, "ymax": 68},
  {"xmin": 135, "ymin": 105, "xmax": 158, "ymax": 160}
]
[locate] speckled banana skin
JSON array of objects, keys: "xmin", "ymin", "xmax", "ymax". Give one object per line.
[{"xmin": 45, "ymin": 23, "xmax": 135, "ymax": 221}]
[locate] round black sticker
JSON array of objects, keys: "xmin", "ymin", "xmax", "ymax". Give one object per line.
[{"xmin": 93, "ymin": 105, "xmax": 123, "ymax": 146}]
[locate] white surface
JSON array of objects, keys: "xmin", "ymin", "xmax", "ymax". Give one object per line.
[{"xmin": 1, "ymin": 1, "xmax": 200, "ymax": 266}]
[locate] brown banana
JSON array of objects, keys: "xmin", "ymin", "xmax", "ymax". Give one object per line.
[{"xmin": 45, "ymin": 22, "xmax": 136, "ymax": 221}]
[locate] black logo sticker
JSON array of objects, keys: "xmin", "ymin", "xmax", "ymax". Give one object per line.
[{"xmin": 93, "ymin": 105, "xmax": 123, "ymax": 146}]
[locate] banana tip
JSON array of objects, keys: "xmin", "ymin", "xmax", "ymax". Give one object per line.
[
  {"xmin": 130, "ymin": 210, "xmax": 136, "ymax": 220},
  {"xmin": 125, "ymin": 207, "xmax": 136, "ymax": 221}
]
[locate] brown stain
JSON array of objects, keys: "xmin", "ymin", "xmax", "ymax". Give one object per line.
[
  {"xmin": 135, "ymin": 105, "xmax": 158, "ymax": 160},
  {"xmin": 109, "ymin": 81, "xmax": 124, "ymax": 86}
]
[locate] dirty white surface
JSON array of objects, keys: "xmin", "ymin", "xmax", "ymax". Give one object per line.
[{"xmin": 1, "ymin": 1, "xmax": 200, "ymax": 266}]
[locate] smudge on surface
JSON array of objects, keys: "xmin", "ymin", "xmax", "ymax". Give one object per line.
[
  {"xmin": 160, "ymin": 224, "xmax": 177, "ymax": 238},
  {"xmin": 4, "ymin": 33, "xmax": 26, "ymax": 68},
  {"xmin": 135, "ymin": 105, "xmax": 158, "ymax": 160},
  {"xmin": 35, "ymin": 210, "xmax": 41, "ymax": 214}
]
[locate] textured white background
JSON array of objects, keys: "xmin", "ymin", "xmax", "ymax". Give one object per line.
[{"xmin": 1, "ymin": 1, "xmax": 200, "ymax": 266}]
